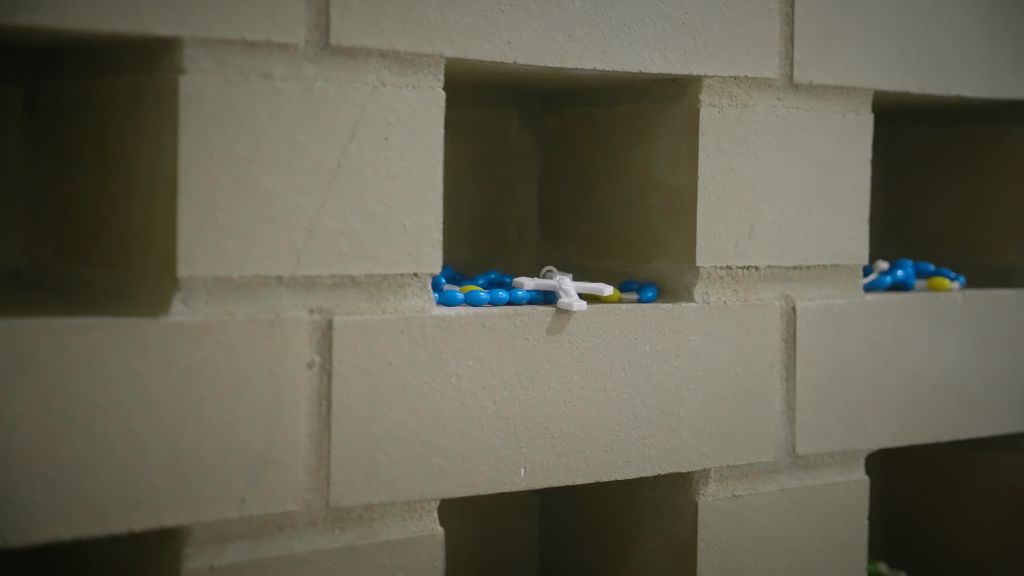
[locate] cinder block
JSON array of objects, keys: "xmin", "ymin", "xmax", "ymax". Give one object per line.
[
  {"xmin": 0, "ymin": 317, "xmax": 315, "ymax": 547},
  {"xmin": 0, "ymin": 0, "xmax": 305, "ymax": 44},
  {"xmin": 796, "ymin": 291, "xmax": 1024, "ymax": 454},
  {"xmin": 184, "ymin": 531, "xmax": 444, "ymax": 576},
  {"xmin": 697, "ymin": 478, "xmax": 869, "ymax": 576},
  {"xmin": 331, "ymin": 303, "xmax": 780, "ymax": 506},
  {"xmin": 177, "ymin": 43, "xmax": 445, "ymax": 277},
  {"xmin": 329, "ymin": 0, "xmax": 779, "ymax": 77},
  {"xmin": 696, "ymin": 80, "xmax": 873, "ymax": 266},
  {"xmin": 794, "ymin": 0, "xmax": 1024, "ymax": 99},
  {"xmin": 185, "ymin": 503, "xmax": 444, "ymax": 576}
]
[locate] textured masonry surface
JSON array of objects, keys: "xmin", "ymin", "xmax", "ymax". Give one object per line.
[
  {"xmin": 331, "ymin": 304, "xmax": 780, "ymax": 506},
  {"xmin": 177, "ymin": 45, "xmax": 446, "ymax": 277},
  {"xmin": 2, "ymin": 1, "xmax": 1023, "ymax": 573},
  {"xmin": 329, "ymin": 0, "xmax": 780, "ymax": 77},
  {"xmin": 794, "ymin": 0, "xmax": 1024, "ymax": 99},
  {"xmin": 796, "ymin": 291, "xmax": 1024, "ymax": 454},
  {"xmin": 0, "ymin": 317, "xmax": 314, "ymax": 547},
  {"xmin": 0, "ymin": 0, "xmax": 306, "ymax": 43},
  {"xmin": 697, "ymin": 479, "xmax": 870, "ymax": 576},
  {"xmin": 695, "ymin": 80, "xmax": 874, "ymax": 266}
]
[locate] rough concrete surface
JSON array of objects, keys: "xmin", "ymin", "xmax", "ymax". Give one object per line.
[
  {"xmin": 794, "ymin": 0, "xmax": 1024, "ymax": 98},
  {"xmin": 0, "ymin": 0, "xmax": 305, "ymax": 44},
  {"xmin": 697, "ymin": 478, "xmax": 869, "ymax": 576},
  {"xmin": 0, "ymin": 317, "xmax": 315, "ymax": 547},
  {"xmin": 796, "ymin": 290, "xmax": 1024, "ymax": 454},
  {"xmin": 331, "ymin": 303, "xmax": 780, "ymax": 506},
  {"xmin": 696, "ymin": 80, "xmax": 873, "ymax": 266},
  {"xmin": 177, "ymin": 43, "xmax": 445, "ymax": 277},
  {"xmin": 330, "ymin": 0, "xmax": 779, "ymax": 77}
]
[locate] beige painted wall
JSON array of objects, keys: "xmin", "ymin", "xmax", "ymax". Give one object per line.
[
  {"xmin": 872, "ymin": 105, "xmax": 1024, "ymax": 287},
  {"xmin": 176, "ymin": 42, "xmax": 445, "ymax": 278},
  {"xmin": 697, "ymin": 479, "xmax": 869, "ymax": 576},
  {"xmin": 0, "ymin": 0, "xmax": 304, "ymax": 44},
  {"xmin": 331, "ymin": 303, "xmax": 779, "ymax": 506},
  {"xmin": 330, "ymin": 0, "xmax": 779, "ymax": 77},
  {"xmin": 4, "ymin": 1, "xmax": 1022, "ymax": 572},
  {"xmin": 0, "ymin": 317, "xmax": 312, "ymax": 546},
  {"xmin": 795, "ymin": 0, "xmax": 1024, "ymax": 99},
  {"xmin": 696, "ymin": 79, "xmax": 873, "ymax": 267},
  {"xmin": 796, "ymin": 290, "xmax": 1024, "ymax": 454}
]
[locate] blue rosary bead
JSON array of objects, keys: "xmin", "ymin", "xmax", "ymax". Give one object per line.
[
  {"xmin": 508, "ymin": 288, "xmax": 529, "ymax": 305},
  {"xmin": 888, "ymin": 267, "xmax": 915, "ymax": 291},
  {"xmin": 913, "ymin": 260, "xmax": 936, "ymax": 278},
  {"xmin": 464, "ymin": 289, "xmax": 490, "ymax": 307},
  {"xmin": 438, "ymin": 290, "xmax": 465, "ymax": 307},
  {"xmin": 637, "ymin": 283, "xmax": 659, "ymax": 303},
  {"xmin": 488, "ymin": 289, "xmax": 510, "ymax": 306},
  {"xmin": 864, "ymin": 274, "xmax": 893, "ymax": 292},
  {"xmin": 435, "ymin": 266, "xmax": 660, "ymax": 307},
  {"xmin": 431, "ymin": 275, "xmax": 446, "ymax": 292},
  {"xmin": 862, "ymin": 259, "xmax": 966, "ymax": 292}
]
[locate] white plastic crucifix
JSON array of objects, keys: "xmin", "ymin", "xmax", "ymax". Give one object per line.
[{"xmin": 513, "ymin": 266, "xmax": 613, "ymax": 312}]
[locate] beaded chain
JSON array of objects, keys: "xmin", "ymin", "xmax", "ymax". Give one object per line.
[
  {"xmin": 862, "ymin": 258, "xmax": 967, "ymax": 292},
  {"xmin": 432, "ymin": 265, "xmax": 659, "ymax": 307}
]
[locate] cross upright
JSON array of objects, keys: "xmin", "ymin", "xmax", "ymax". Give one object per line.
[{"xmin": 513, "ymin": 266, "xmax": 613, "ymax": 312}]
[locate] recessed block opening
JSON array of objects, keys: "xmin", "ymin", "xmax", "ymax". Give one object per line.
[
  {"xmin": 0, "ymin": 528, "xmax": 184, "ymax": 576},
  {"xmin": 867, "ymin": 435, "xmax": 1024, "ymax": 576},
  {"xmin": 443, "ymin": 62, "xmax": 699, "ymax": 300},
  {"xmin": 871, "ymin": 97, "xmax": 1024, "ymax": 287},
  {"xmin": 439, "ymin": 474, "xmax": 697, "ymax": 576},
  {"xmin": 0, "ymin": 35, "xmax": 178, "ymax": 316}
]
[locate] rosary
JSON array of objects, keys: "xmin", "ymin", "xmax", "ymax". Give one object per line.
[{"xmin": 433, "ymin": 265, "xmax": 659, "ymax": 311}]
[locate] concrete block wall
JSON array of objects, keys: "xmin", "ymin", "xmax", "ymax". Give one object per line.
[{"xmin": 2, "ymin": 1, "xmax": 1023, "ymax": 574}]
